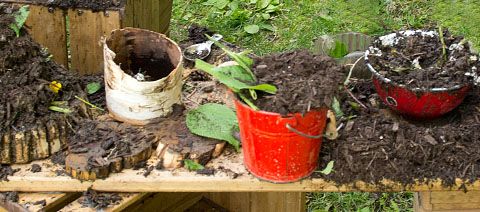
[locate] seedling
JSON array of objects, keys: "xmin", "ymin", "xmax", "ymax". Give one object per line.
[
  {"xmin": 86, "ymin": 82, "xmax": 101, "ymax": 94},
  {"xmin": 184, "ymin": 159, "xmax": 204, "ymax": 171},
  {"xmin": 195, "ymin": 35, "xmax": 277, "ymax": 110},
  {"xmin": 9, "ymin": 5, "xmax": 29, "ymax": 37}
]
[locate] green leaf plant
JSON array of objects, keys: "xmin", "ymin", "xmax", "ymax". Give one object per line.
[
  {"xmin": 195, "ymin": 35, "xmax": 277, "ymax": 110},
  {"xmin": 9, "ymin": 5, "xmax": 30, "ymax": 37}
]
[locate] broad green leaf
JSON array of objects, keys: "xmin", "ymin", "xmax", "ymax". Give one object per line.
[
  {"xmin": 186, "ymin": 103, "xmax": 240, "ymax": 151},
  {"xmin": 86, "ymin": 82, "xmax": 101, "ymax": 94},
  {"xmin": 9, "ymin": 5, "xmax": 29, "ymax": 37},
  {"xmin": 328, "ymin": 40, "xmax": 349, "ymax": 58},
  {"xmin": 244, "ymin": 24, "xmax": 260, "ymax": 34},
  {"xmin": 390, "ymin": 200, "xmax": 400, "ymax": 212},
  {"xmin": 265, "ymin": 4, "xmax": 279, "ymax": 13},
  {"xmin": 348, "ymin": 101, "xmax": 360, "ymax": 111},
  {"xmin": 259, "ymin": 23, "xmax": 275, "ymax": 32},
  {"xmin": 358, "ymin": 207, "xmax": 371, "ymax": 212},
  {"xmin": 332, "ymin": 97, "xmax": 344, "ymax": 117},
  {"xmin": 248, "ymin": 84, "xmax": 277, "ymax": 94},
  {"xmin": 261, "ymin": 13, "xmax": 271, "ymax": 20},
  {"xmin": 195, "ymin": 60, "xmax": 276, "ymax": 95},
  {"xmin": 214, "ymin": 0, "xmax": 230, "ymax": 9},
  {"xmin": 206, "ymin": 35, "xmax": 254, "ymax": 76},
  {"xmin": 318, "ymin": 161, "xmax": 334, "ymax": 175},
  {"xmin": 257, "ymin": 0, "xmax": 271, "ymax": 9},
  {"xmin": 184, "ymin": 159, "xmax": 204, "ymax": 171}
]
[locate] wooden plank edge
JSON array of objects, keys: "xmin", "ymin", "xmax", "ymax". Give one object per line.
[{"xmin": 2, "ymin": 177, "xmax": 480, "ymax": 193}]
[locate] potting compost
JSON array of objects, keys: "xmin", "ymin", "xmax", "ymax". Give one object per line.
[
  {"xmin": 367, "ymin": 29, "xmax": 479, "ymax": 89},
  {"xmin": 251, "ymin": 50, "xmax": 344, "ymax": 115}
]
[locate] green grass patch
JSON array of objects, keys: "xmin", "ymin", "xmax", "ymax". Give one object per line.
[{"xmin": 307, "ymin": 192, "xmax": 413, "ymax": 212}]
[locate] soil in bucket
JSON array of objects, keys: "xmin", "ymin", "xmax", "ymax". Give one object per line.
[
  {"xmin": 367, "ymin": 29, "xmax": 480, "ymax": 89},
  {"xmin": 236, "ymin": 50, "xmax": 344, "ymax": 183},
  {"xmin": 251, "ymin": 50, "xmax": 345, "ymax": 115},
  {"xmin": 106, "ymin": 30, "xmax": 177, "ymax": 82}
]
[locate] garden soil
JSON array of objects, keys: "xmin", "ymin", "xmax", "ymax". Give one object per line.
[
  {"xmin": 316, "ymin": 79, "xmax": 480, "ymax": 187},
  {"xmin": 0, "ymin": 4, "xmax": 104, "ymax": 139},
  {"xmin": 368, "ymin": 29, "xmax": 479, "ymax": 89},
  {"xmin": 251, "ymin": 50, "xmax": 345, "ymax": 115}
]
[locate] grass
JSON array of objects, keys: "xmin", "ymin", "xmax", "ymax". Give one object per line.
[
  {"xmin": 169, "ymin": 0, "xmax": 480, "ymax": 211},
  {"xmin": 171, "ymin": 0, "xmax": 480, "ymax": 55}
]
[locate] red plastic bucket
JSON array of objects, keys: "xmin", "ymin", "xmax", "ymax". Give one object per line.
[{"xmin": 234, "ymin": 98, "xmax": 328, "ymax": 183}]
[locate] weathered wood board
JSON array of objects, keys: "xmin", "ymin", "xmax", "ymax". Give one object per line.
[
  {"xmin": 0, "ymin": 119, "xmax": 67, "ymax": 164},
  {"xmin": 4, "ymin": 151, "xmax": 480, "ymax": 193},
  {"xmin": 68, "ymin": 9, "xmax": 121, "ymax": 75},
  {"xmin": 415, "ymin": 191, "xmax": 480, "ymax": 212},
  {"xmin": 24, "ymin": 5, "xmax": 68, "ymax": 67}
]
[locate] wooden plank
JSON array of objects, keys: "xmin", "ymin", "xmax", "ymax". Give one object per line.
[
  {"xmin": 250, "ymin": 192, "xmax": 305, "ymax": 212},
  {"xmin": 430, "ymin": 191, "xmax": 480, "ymax": 203},
  {"xmin": 121, "ymin": 0, "xmax": 172, "ymax": 34},
  {"xmin": 204, "ymin": 192, "xmax": 251, "ymax": 212},
  {"xmin": 68, "ymin": 9, "xmax": 121, "ymax": 75},
  {"xmin": 17, "ymin": 192, "xmax": 81, "ymax": 212},
  {"xmin": 127, "ymin": 193, "xmax": 202, "ymax": 212},
  {"xmin": 24, "ymin": 5, "xmax": 68, "ymax": 67},
  {"xmin": 4, "ymin": 155, "xmax": 480, "ymax": 193},
  {"xmin": 433, "ymin": 203, "xmax": 480, "ymax": 211}
]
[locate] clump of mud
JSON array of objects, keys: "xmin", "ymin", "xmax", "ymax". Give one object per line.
[
  {"xmin": 251, "ymin": 50, "xmax": 345, "ymax": 115},
  {"xmin": 79, "ymin": 189, "xmax": 122, "ymax": 209},
  {"xmin": 0, "ymin": 165, "xmax": 19, "ymax": 181}
]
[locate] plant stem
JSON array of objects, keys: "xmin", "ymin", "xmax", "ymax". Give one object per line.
[
  {"xmin": 239, "ymin": 93, "xmax": 259, "ymax": 111},
  {"xmin": 439, "ymin": 26, "xmax": 447, "ymax": 64},
  {"xmin": 344, "ymin": 56, "xmax": 363, "ymax": 86},
  {"xmin": 74, "ymin": 95, "xmax": 105, "ymax": 111},
  {"xmin": 344, "ymin": 85, "xmax": 368, "ymax": 110}
]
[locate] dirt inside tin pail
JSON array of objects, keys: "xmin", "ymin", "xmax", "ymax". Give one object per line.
[{"xmin": 104, "ymin": 27, "xmax": 183, "ymax": 125}]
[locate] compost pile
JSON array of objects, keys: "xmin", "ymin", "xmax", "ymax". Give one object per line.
[
  {"xmin": 251, "ymin": 50, "xmax": 344, "ymax": 115},
  {"xmin": 367, "ymin": 29, "xmax": 480, "ymax": 89},
  {"xmin": 0, "ymin": 4, "xmax": 106, "ymax": 134},
  {"xmin": 317, "ymin": 79, "xmax": 480, "ymax": 187},
  {"xmin": 0, "ymin": 4, "xmax": 81, "ymax": 134},
  {"xmin": 26, "ymin": 0, "xmax": 125, "ymax": 11}
]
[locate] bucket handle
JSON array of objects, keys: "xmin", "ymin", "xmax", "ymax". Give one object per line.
[{"xmin": 286, "ymin": 123, "xmax": 322, "ymax": 139}]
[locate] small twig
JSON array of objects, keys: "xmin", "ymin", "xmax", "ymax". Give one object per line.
[
  {"xmin": 74, "ymin": 96, "xmax": 105, "ymax": 111},
  {"xmin": 439, "ymin": 26, "xmax": 447, "ymax": 64},
  {"xmin": 344, "ymin": 85, "xmax": 368, "ymax": 109},
  {"xmin": 344, "ymin": 56, "xmax": 363, "ymax": 86}
]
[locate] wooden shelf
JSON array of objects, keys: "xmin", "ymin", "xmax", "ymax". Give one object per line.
[{"xmin": 2, "ymin": 151, "xmax": 480, "ymax": 193}]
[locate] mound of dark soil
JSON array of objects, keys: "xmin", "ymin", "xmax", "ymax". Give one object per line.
[
  {"xmin": 251, "ymin": 50, "xmax": 344, "ymax": 115},
  {"xmin": 0, "ymin": 4, "xmax": 103, "ymax": 135},
  {"xmin": 317, "ymin": 79, "xmax": 480, "ymax": 187},
  {"xmin": 27, "ymin": 0, "xmax": 125, "ymax": 11},
  {"xmin": 368, "ymin": 29, "xmax": 480, "ymax": 89},
  {"xmin": 0, "ymin": 4, "xmax": 107, "ymax": 133}
]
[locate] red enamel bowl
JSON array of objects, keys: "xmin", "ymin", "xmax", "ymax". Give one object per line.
[{"xmin": 365, "ymin": 51, "xmax": 471, "ymax": 119}]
